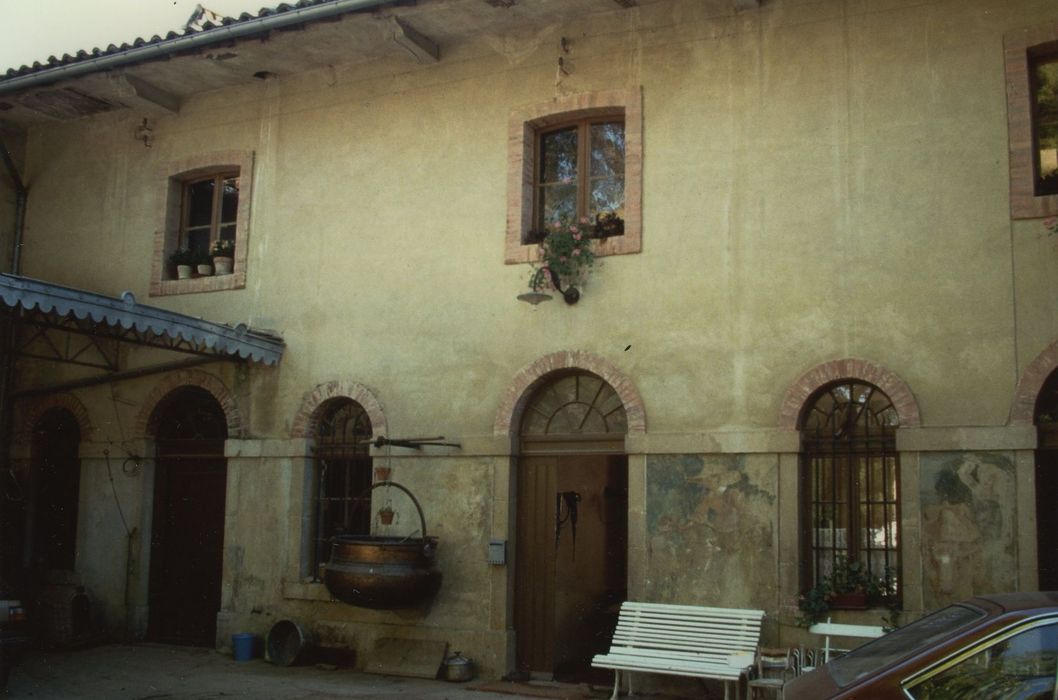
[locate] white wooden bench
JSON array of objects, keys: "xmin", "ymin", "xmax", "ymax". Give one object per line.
[{"xmin": 592, "ymin": 601, "xmax": 765, "ymax": 700}]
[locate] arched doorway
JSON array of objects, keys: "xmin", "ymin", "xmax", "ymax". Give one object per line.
[
  {"xmin": 30, "ymin": 408, "xmax": 82, "ymax": 572},
  {"xmin": 148, "ymin": 386, "xmax": 228, "ymax": 645},
  {"xmin": 1035, "ymin": 370, "xmax": 1058, "ymax": 589},
  {"xmin": 514, "ymin": 371, "xmax": 628, "ymax": 681}
]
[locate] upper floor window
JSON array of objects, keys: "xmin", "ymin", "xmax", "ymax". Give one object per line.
[
  {"xmin": 1032, "ymin": 51, "xmax": 1058, "ymax": 196},
  {"xmin": 1004, "ymin": 29, "xmax": 1058, "ymax": 219},
  {"xmin": 533, "ymin": 118, "xmax": 625, "ymax": 240},
  {"xmin": 506, "ymin": 88, "xmax": 642, "ymax": 264},
  {"xmin": 149, "ymin": 150, "xmax": 253, "ymax": 297},
  {"xmin": 800, "ymin": 381, "xmax": 901, "ymax": 597},
  {"xmin": 182, "ymin": 172, "xmax": 239, "ymax": 258}
]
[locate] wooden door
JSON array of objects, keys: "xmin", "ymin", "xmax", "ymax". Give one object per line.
[{"xmin": 515, "ymin": 454, "xmax": 627, "ymax": 680}]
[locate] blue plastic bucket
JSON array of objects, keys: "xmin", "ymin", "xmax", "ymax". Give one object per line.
[{"xmin": 232, "ymin": 632, "xmax": 255, "ymax": 662}]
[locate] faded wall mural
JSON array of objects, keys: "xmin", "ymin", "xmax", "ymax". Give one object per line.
[
  {"xmin": 646, "ymin": 455, "xmax": 776, "ymax": 607},
  {"xmin": 920, "ymin": 452, "xmax": 1017, "ymax": 608}
]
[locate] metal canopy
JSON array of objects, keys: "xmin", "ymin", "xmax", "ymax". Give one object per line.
[{"xmin": 0, "ymin": 273, "xmax": 284, "ymax": 367}]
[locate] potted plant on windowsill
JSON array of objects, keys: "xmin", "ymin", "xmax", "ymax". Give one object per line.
[
  {"xmin": 211, "ymin": 239, "xmax": 235, "ymax": 275},
  {"xmin": 168, "ymin": 248, "xmax": 195, "ymax": 280},
  {"xmin": 796, "ymin": 555, "xmax": 898, "ymax": 627},
  {"xmin": 194, "ymin": 248, "xmax": 213, "ymax": 276}
]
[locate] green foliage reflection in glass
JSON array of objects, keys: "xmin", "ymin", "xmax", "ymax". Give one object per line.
[
  {"xmin": 1035, "ymin": 55, "xmax": 1058, "ymax": 195},
  {"xmin": 536, "ymin": 120, "xmax": 625, "ymax": 228}
]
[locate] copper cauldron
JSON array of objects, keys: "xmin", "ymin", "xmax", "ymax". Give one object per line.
[{"xmin": 324, "ymin": 482, "xmax": 442, "ymax": 609}]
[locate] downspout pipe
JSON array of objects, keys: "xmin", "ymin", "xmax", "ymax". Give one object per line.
[{"xmin": 0, "ymin": 0, "xmax": 400, "ymax": 97}]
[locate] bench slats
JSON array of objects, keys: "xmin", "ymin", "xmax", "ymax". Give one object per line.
[{"xmin": 592, "ymin": 601, "xmax": 766, "ymax": 695}]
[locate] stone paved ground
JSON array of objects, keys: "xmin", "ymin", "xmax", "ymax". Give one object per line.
[{"xmin": 2, "ymin": 643, "xmax": 607, "ymax": 699}]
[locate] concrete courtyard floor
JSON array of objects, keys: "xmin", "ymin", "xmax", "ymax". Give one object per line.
[{"xmin": 3, "ymin": 643, "xmax": 611, "ymax": 699}]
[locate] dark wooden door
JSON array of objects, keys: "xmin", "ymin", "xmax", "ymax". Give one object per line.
[
  {"xmin": 148, "ymin": 388, "xmax": 227, "ymax": 646},
  {"xmin": 515, "ymin": 454, "xmax": 627, "ymax": 680}
]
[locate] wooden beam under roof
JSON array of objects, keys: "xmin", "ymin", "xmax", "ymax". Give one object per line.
[{"xmin": 389, "ymin": 17, "xmax": 439, "ymax": 63}]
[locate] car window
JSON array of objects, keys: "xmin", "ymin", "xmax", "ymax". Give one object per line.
[
  {"xmin": 830, "ymin": 604, "xmax": 985, "ymax": 687},
  {"xmin": 907, "ymin": 621, "xmax": 1058, "ymax": 700}
]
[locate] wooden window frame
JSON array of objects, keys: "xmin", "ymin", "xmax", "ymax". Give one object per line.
[
  {"xmin": 506, "ymin": 88, "xmax": 642, "ymax": 264},
  {"xmin": 180, "ymin": 171, "xmax": 239, "ymax": 254},
  {"xmin": 533, "ymin": 116, "xmax": 626, "ymax": 235},
  {"xmin": 150, "ymin": 150, "xmax": 253, "ymax": 297},
  {"xmin": 1004, "ymin": 27, "xmax": 1058, "ymax": 219}
]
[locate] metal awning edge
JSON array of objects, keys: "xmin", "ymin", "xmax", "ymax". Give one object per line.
[{"xmin": 0, "ymin": 273, "xmax": 284, "ymax": 365}]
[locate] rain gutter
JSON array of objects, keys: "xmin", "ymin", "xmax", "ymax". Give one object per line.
[{"xmin": 0, "ymin": 0, "xmax": 401, "ymax": 97}]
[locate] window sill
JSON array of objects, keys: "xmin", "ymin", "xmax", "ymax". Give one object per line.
[{"xmin": 150, "ymin": 270, "xmax": 245, "ymax": 297}]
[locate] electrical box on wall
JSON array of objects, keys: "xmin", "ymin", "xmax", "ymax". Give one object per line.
[{"xmin": 487, "ymin": 539, "xmax": 507, "ymax": 565}]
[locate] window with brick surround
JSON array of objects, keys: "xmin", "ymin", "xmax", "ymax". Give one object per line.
[
  {"xmin": 800, "ymin": 381, "xmax": 901, "ymax": 599},
  {"xmin": 150, "ymin": 150, "xmax": 253, "ymax": 296},
  {"xmin": 506, "ymin": 88, "xmax": 642, "ymax": 264},
  {"xmin": 1005, "ymin": 29, "xmax": 1058, "ymax": 219}
]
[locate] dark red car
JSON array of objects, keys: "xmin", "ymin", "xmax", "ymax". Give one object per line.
[{"xmin": 784, "ymin": 591, "xmax": 1058, "ymax": 699}]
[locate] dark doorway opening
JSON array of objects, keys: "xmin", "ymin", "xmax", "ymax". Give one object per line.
[
  {"xmin": 1036, "ymin": 370, "xmax": 1058, "ymax": 590},
  {"xmin": 31, "ymin": 408, "xmax": 82, "ymax": 572},
  {"xmin": 148, "ymin": 387, "xmax": 227, "ymax": 646}
]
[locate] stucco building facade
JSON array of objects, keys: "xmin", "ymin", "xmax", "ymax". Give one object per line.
[{"xmin": 1, "ymin": 0, "xmax": 1058, "ymax": 692}]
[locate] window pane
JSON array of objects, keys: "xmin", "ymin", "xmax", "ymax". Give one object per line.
[
  {"xmin": 187, "ymin": 179, "xmax": 215, "ymax": 228},
  {"xmin": 909, "ymin": 623, "xmax": 1058, "ymax": 699},
  {"xmin": 540, "ymin": 127, "xmax": 578, "ymax": 184},
  {"xmin": 220, "ymin": 177, "xmax": 239, "ymax": 224},
  {"xmin": 1035, "ymin": 55, "xmax": 1058, "ymax": 196},
  {"xmin": 187, "ymin": 228, "xmax": 210, "ymax": 256},
  {"xmin": 590, "ymin": 122, "xmax": 625, "ymax": 178},
  {"xmin": 538, "ymin": 183, "xmax": 577, "ymax": 226},
  {"xmin": 590, "ymin": 177, "xmax": 625, "ymax": 219},
  {"xmin": 219, "ymin": 225, "xmax": 236, "ymax": 242}
]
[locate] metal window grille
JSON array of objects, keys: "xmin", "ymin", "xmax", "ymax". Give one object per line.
[
  {"xmin": 313, "ymin": 399, "xmax": 372, "ymax": 580},
  {"xmin": 801, "ymin": 381, "xmax": 900, "ymax": 594}
]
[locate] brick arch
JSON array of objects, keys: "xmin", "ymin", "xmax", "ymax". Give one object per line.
[
  {"xmin": 778, "ymin": 358, "xmax": 921, "ymax": 430},
  {"xmin": 494, "ymin": 350, "xmax": 646, "ymax": 436},
  {"xmin": 1011, "ymin": 341, "xmax": 1058, "ymax": 425},
  {"xmin": 17, "ymin": 393, "xmax": 94, "ymax": 443},
  {"xmin": 290, "ymin": 380, "xmax": 387, "ymax": 439},
  {"xmin": 135, "ymin": 369, "xmax": 245, "ymax": 438}
]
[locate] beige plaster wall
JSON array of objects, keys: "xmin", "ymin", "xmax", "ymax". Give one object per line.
[{"xmin": 8, "ymin": 0, "xmax": 1058, "ymax": 680}]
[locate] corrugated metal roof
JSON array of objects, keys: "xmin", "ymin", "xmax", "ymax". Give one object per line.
[
  {"xmin": 2, "ymin": 0, "xmax": 347, "ymax": 81},
  {"xmin": 0, "ymin": 273, "xmax": 284, "ymax": 365}
]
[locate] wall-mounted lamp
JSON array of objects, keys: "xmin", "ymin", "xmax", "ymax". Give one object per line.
[{"xmin": 518, "ymin": 267, "xmax": 580, "ymax": 305}]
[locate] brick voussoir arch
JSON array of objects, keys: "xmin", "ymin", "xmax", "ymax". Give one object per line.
[
  {"xmin": 494, "ymin": 350, "xmax": 646, "ymax": 436},
  {"xmin": 290, "ymin": 380, "xmax": 387, "ymax": 439},
  {"xmin": 135, "ymin": 369, "xmax": 245, "ymax": 438},
  {"xmin": 17, "ymin": 392, "xmax": 93, "ymax": 443},
  {"xmin": 779, "ymin": 358, "xmax": 921, "ymax": 430},
  {"xmin": 1011, "ymin": 342, "xmax": 1058, "ymax": 425}
]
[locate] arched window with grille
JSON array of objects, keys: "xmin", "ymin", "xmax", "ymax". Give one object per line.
[
  {"xmin": 800, "ymin": 381, "xmax": 901, "ymax": 596},
  {"xmin": 312, "ymin": 399, "xmax": 372, "ymax": 579}
]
